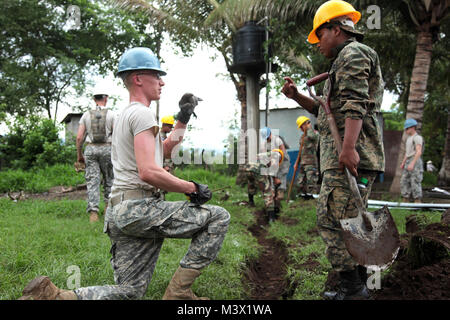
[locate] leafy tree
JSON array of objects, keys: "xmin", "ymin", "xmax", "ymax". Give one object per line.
[
  {"xmin": 0, "ymin": 0, "xmax": 161, "ymax": 120},
  {"xmin": 0, "ymin": 116, "xmax": 75, "ymax": 169}
]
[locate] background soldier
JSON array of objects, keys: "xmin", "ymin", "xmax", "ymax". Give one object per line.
[
  {"xmin": 19, "ymin": 47, "xmax": 230, "ymax": 301},
  {"xmin": 282, "ymin": 0, "xmax": 385, "ymax": 300},
  {"xmin": 76, "ymin": 87, "xmax": 115, "ymax": 223},
  {"xmin": 259, "ymin": 127, "xmax": 290, "ymax": 222},
  {"xmin": 400, "ymin": 118, "xmax": 424, "ymax": 203},
  {"xmin": 295, "ymin": 116, "xmax": 320, "ymax": 197},
  {"xmin": 160, "ymin": 115, "xmax": 175, "ymax": 200}
]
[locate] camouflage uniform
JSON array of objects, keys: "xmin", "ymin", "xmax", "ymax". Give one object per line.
[
  {"xmin": 160, "ymin": 131, "xmax": 175, "ymax": 174},
  {"xmin": 84, "ymin": 144, "xmax": 114, "ymax": 212},
  {"xmin": 245, "ymin": 163, "xmax": 269, "ymax": 198},
  {"xmin": 80, "ymin": 107, "xmax": 115, "ymax": 213},
  {"xmin": 73, "ymin": 196, "xmax": 230, "ymax": 300},
  {"xmin": 160, "ymin": 131, "xmax": 175, "ymax": 200},
  {"xmin": 296, "ymin": 128, "xmax": 320, "ymax": 194},
  {"xmin": 400, "ymin": 157, "xmax": 423, "ymax": 200},
  {"xmin": 309, "ymin": 38, "xmax": 385, "ymax": 272}
]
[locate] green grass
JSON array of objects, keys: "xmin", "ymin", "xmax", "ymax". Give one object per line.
[
  {"xmin": 0, "ymin": 166, "xmax": 259, "ymax": 300},
  {"xmin": 0, "ymin": 165, "xmax": 443, "ymax": 300}
]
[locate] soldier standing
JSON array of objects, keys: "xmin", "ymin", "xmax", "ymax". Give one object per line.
[
  {"xmin": 295, "ymin": 116, "xmax": 320, "ymax": 197},
  {"xmin": 19, "ymin": 47, "xmax": 230, "ymax": 300},
  {"xmin": 160, "ymin": 115, "xmax": 175, "ymax": 200},
  {"xmin": 282, "ymin": 0, "xmax": 385, "ymax": 300},
  {"xmin": 400, "ymin": 118, "xmax": 424, "ymax": 203},
  {"xmin": 76, "ymin": 87, "xmax": 115, "ymax": 223},
  {"xmin": 259, "ymin": 127, "xmax": 290, "ymax": 222}
]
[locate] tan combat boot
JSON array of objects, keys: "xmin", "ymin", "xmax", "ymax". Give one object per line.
[
  {"xmin": 402, "ymin": 197, "xmax": 409, "ymax": 203},
  {"xmin": 89, "ymin": 211, "xmax": 99, "ymax": 223},
  {"xmin": 414, "ymin": 198, "xmax": 422, "ymax": 203},
  {"xmin": 162, "ymin": 267, "xmax": 209, "ymax": 300},
  {"xmin": 18, "ymin": 276, "xmax": 77, "ymax": 300}
]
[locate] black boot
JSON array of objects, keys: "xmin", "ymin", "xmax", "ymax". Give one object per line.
[
  {"xmin": 323, "ymin": 268, "xmax": 370, "ymax": 300},
  {"xmin": 274, "ymin": 207, "xmax": 280, "ymax": 220},
  {"xmin": 267, "ymin": 210, "xmax": 276, "ymax": 223},
  {"xmin": 248, "ymin": 194, "xmax": 255, "ymax": 207}
]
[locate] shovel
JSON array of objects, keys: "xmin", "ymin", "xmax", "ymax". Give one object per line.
[{"xmin": 306, "ymin": 73, "xmax": 400, "ymax": 270}]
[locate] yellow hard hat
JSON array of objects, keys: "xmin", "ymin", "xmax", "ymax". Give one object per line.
[
  {"xmin": 272, "ymin": 148, "xmax": 284, "ymax": 164},
  {"xmin": 308, "ymin": 0, "xmax": 361, "ymax": 44},
  {"xmin": 161, "ymin": 115, "xmax": 175, "ymax": 125},
  {"xmin": 296, "ymin": 116, "xmax": 310, "ymax": 129}
]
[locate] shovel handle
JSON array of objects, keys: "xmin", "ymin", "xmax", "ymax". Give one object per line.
[
  {"xmin": 307, "ymin": 74, "xmax": 365, "ymax": 213},
  {"xmin": 306, "ymin": 72, "xmax": 329, "ymax": 87}
]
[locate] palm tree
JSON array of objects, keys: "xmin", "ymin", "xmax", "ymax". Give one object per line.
[
  {"xmin": 380, "ymin": 0, "xmax": 449, "ymax": 193},
  {"xmin": 111, "ymin": 0, "xmax": 318, "ymax": 183}
]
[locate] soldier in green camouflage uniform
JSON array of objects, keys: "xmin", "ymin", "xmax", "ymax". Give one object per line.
[
  {"xmin": 282, "ymin": 2, "xmax": 384, "ymax": 300},
  {"xmin": 19, "ymin": 47, "xmax": 229, "ymax": 301},
  {"xmin": 160, "ymin": 115, "xmax": 176, "ymax": 200},
  {"xmin": 296, "ymin": 117, "xmax": 320, "ymax": 195},
  {"xmin": 76, "ymin": 92, "xmax": 115, "ymax": 223},
  {"xmin": 245, "ymin": 162, "xmax": 269, "ymax": 207}
]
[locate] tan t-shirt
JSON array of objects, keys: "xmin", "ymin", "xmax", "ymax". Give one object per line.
[
  {"xmin": 110, "ymin": 102, "xmax": 163, "ymax": 196},
  {"xmin": 79, "ymin": 106, "xmax": 115, "ymax": 143},
  {"xmin": 405, "ymin": 133, "xmax": 423, "ymax": 159}
]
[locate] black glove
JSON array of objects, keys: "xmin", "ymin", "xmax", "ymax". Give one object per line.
[
  {"xmin": 185, "ymin": 180, "xmax": 212, "ymax": 206},
  {"xmin": 176, "ymin": 93, "xmax": 202, "ymax": 124}
]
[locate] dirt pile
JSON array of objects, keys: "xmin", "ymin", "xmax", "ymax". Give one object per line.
[{"xmin": 373, "ymin": 213, "xmax": 450, "ymax": 300}]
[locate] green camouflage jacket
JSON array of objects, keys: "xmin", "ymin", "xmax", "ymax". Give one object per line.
[
  {"xmin": 300, "ymin": 128, "xmax": 319, "ymax": 167},
  {"xmin": 310, "ymin": 38, "xmax": 385, "ymax": 173}
]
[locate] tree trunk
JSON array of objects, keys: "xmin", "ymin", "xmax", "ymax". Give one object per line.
[
  {"xmin": 389, "ymin": 30, "xmax": 433, "ymax": 194},
  {"xmin": 438, "ymin": 111, "xmax": 450, "ymax": 186}
]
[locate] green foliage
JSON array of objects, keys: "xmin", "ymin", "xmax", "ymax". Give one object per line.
[
  {"xmin": 383, "ymin": 104, "xmax": 405, "ymax": 131},
  {"xmin": 0, "ymin": 0, "xmax": 162, "ymax": 119},
  {"xmin": 422, "ymin": 171, "xmax": 438, "ymax": 188},
  {"xmin": 0, "ymin": 116, "xmax": 76, "ymax": 169},
  {"xmin": 0, "ymin": 164, "xmax": 84, "ymax": 193}
]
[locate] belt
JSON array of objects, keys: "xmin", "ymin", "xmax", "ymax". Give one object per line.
[
  {"xmin": 86, "ymin": 142, "xmax": 111, "ymax": 146},
  {"xmin": 110, "ymin": 189, "xmax": 160, "ymax": 207}
]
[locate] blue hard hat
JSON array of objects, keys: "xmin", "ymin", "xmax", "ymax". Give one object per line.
[
  {"xmin": 404, "ymin": 118, "xmax": 418, "ymax": 129},
  {"xmin": 260, "ymin": 127, "xmax": 271, "ymax": 140},
  {"xmin": 116, "ymin": 47, "xmax": 166, "ymax": 77}
]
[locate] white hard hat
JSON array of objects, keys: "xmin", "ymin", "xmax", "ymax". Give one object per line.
[{"xmin": 93, "ymin": 84, "xmax": 109, "ymax": 97}]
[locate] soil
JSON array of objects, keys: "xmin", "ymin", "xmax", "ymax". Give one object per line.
[{"xmin": 243, "ymin": 210, "xmax": 293, "ymax": 300}]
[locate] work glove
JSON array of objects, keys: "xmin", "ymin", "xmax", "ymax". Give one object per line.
[
  {"xmin": 176, "ymin": 93, "xmax": 203, "ymax": 124},
  {"xmin": 185, "ymin": 180, "xmax": 212, "ymax": 206}
]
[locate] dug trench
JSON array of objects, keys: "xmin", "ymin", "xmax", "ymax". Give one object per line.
[{"xmin": 242, "ymin": 209, "xmax": 298, "ymax": 300}]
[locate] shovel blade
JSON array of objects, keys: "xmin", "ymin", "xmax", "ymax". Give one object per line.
[{"xmin": 340, "ymin": 205, "xmax": 400, "ymax": 270}]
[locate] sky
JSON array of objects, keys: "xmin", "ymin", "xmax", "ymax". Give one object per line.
[{"xmin": 2, "ymin": 39, "xmax": 397, "ymax": 151}]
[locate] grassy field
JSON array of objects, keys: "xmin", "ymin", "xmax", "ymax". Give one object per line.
[{"xmin": 0, "ymin": 165, "xmax": 443, "ymax": 300}]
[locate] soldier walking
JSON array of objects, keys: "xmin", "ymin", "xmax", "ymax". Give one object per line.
[
  {"xmin": 76, "ymin": 87, "xmax": 115, "ymax": 223},
  {"xmin": 400, "ymin": 118, "xmax": 424, "ymax": 203},
  {"xmin": 282, "ymin": 0, "xmax": 385, "ymax": 300},
  {"xmin": 19, "ymin": 47, "xmax": 230, "ymax": 300}
]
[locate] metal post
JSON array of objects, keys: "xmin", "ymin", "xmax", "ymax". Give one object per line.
[{"xmin": 246, "ymin": 73, "xmax": 260, "ymax": 163}]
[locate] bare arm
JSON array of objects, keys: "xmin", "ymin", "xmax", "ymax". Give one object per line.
[
  {"xmin": 162, "ymin": 120, "xmax": 187, "ymax": 159},
  {"xmin": 76, "ymin": 124, "xmax": 86, "ymax": 163},
  {"xmin": 135, "ymin": 129, "xmax": 196, "ymax": 193},
  {"xmin": 281, "ymin": 77, "xmax": 317, "ymax": 114}
]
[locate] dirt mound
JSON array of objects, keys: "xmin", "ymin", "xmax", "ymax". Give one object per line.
[{"xmin": 374, "ymin": 222, "xmax": 450, "ymax": 300}]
